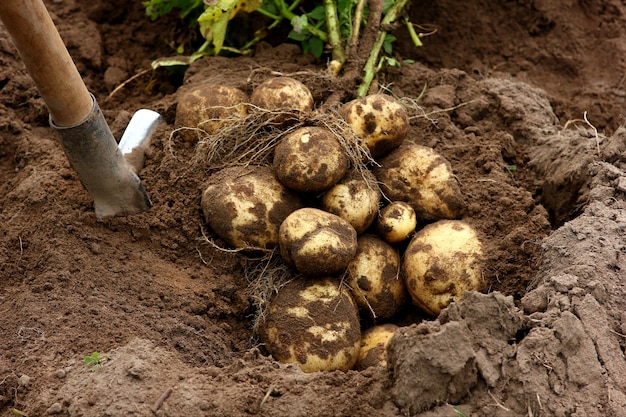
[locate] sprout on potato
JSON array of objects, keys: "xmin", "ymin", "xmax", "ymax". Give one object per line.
[
  {"xmin": 402, "ymin": 220, "xmax": 484, "ymax": 316},
  {"xmin": 250, "ymin": 77, "xmax": 314, "ymax": 114},
  {"xmin": 201, "ymin": 166, "xmax": 303, "ymax": 250},
  {"xmin": 340, "ymin": 94, "xmax": 409, "ymax": 158},
  {"xmin": 321, "ymin": 169, "xmax": 381, "ymax": 234},
  {"xmin": 279, "ymin": 208, "xmax": 357, "ymax": 277},
  {"xmin": 346, "ymin": 235, "xmax": 407, "ymax": 319},
  {"xmin": 355, "ymin": 323, "xmax": 399, "ymax": 370},
  {"xmin": 374, "ymin": 143, "xmax": 465, "ymax": 222},
  {"xmin": 175, "ymin": 84, "xmax": 248, "ymax": 142},
  {"xmin": 259, "ymin": 277, "xmax": 361, "ymax": 373},
  {"xmin": 273, "ymin": 126, "xmax": 349, "ymax": 193},
  {"xmin": 376, "ymin": 201, "xmax": 417, "ymax": 243}
]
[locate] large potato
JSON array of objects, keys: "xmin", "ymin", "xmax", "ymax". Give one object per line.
[
  {"xmin": 201, "ymin": 166, "xmax": 303, "ymax": 249},
  {"xmin": 374, "ymin": 143, "xmax": 465, "ymax": 222},
  {"xmin": 321, "ymin": 169, "xmax": 381, "ymax": 234},
  {"xmin": 340, "ymin": 94, "xmax": 409, "ymax": 158},
  {"xmin": 175, "ymin": 84, "xmax": 248, "ymax": 142},
  {"xmin": 403, "ymin": 220, "xmax": 484, "ymax": 316},
  {"xmin": 279, "ymin": 208, "xmax": 357, "ymax": 277},
  {"xmin": 250, "ymin": 77, "xmax": 314, "ymax": 114},
  {"xmin": 259, "ymin": 277, "xmax": 361, "ymax": 373},
  {"xmin": 355, "ymin": 324, "xmax": 399, "ymax": 370},
  {"xmin": 274, "ymin": 126, "xmax": 349, "ymax": 193},
  {"xmin": 346, "ymin": 235, "xmax": 407, "ymax": 319}
]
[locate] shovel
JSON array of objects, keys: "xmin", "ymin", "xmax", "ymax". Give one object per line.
[{"xmin": 0, "ymin": 0, "xmax": 159, "ymax": 218}]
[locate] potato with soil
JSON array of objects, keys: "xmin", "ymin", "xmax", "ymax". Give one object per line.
[
  {"xmin": 321, "ymin": 169, "xmax": 381, "ymax": 234},
  {"xmin": 340, "ymin": 94, "xmax": 409, "ymax": 158},
  {"xmin": 403, "ymin": 220, "xmax": 484, "ymax": 316},
  {"xmin": 376, "ymin": 201, "xmax": 417, "ymax": 243},
  {"xmin": 259, "ymin": 277, "xmax": 361, "ymax": 373},
  {"xmin": 201, "ymin": 166, "xmax": 303, "ymax": 250},
  {"xmin": 175, "ymin": 84, "xmax": 248, "ymax": 142},
  {"xmin": 279, "ymin": 208, "xmax": 357, "ymax": 277},
  {"xmin": 355, "ymin": 323, "xmax": 399, "ymax": 370},
  {"xmin": 346, "ymin": 235, "xmax": 407, "ymax": 319},
  {"xmin": 273, "ymin": 126, "xmax": 349, "ymax": 193},
  {"xmin": 250, "ymin": 76, "xmax": 314, "ymax": 114},
  {"xmin": 374, "ymin": 143, "xmax": 465, "ymax": 222}
]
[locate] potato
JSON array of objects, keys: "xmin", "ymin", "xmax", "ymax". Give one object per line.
[
  {"xmin": 279, "ymin": 208, "xmax": 357, "ymax": 277},
  {"xmin": 273, "ymin": 126, "xmax": 349, "ymax": 193},
  {"xmin": 346, "ymin": 235, "xmax": 407, "ymax": 319},
  {"xmin": 175, "ymin": 84, "xmax": 248, "ymax": 142},
  {"xmin": 259, "ymin": 277, "xmax": 361, "ymax": 373},
  {"xmin": 201, "ymin": 166, "xmax": 303, "ymax": 249},
  {"xmin": 376, "ymin": 201, "xmax": 417, "ymax": 243},
  {"xmin": 321, "ymin": 169, "xmax": 381, "ymax": 234},
  {"xmin": 354, "ymin": 324, "xmax": 399, "ymax": 370},
  {"xmin": 340, "ymin": 94, "xmax": 409, "ymax": 158},
  {"xmin": 373, "ymin": 143, "xmax": 465, "ymax": 222},
  {"xmin": 250, "ymin": 77, "xmax": 314, "ymax": 114},
  {"xmin": 402, "ymin": 220, "xmax": 484, "ymax": 316}
]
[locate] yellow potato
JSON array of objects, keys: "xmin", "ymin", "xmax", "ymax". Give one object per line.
[
  {"xmin": 403, "ymin": 220, "xmax": 484, "ymax": 316},
  {"xmin": 259, "ymin": 277, "xmax": 361, "ymax": 373},
  {"xmin": 175, "ymin": 84, "xmax": 248, "ymax": 142},
  {"xmin": 346, "ymin": 235, "xmax": 407, "ymax": 319},
  {"xmin": 376, "ymin": 201, "xmax": 417, "ymax": 243},
  {"xmin": 250, "ymin": 76, "xmax": 314, "ymax": 114},
  {"xmin": 279, "ymin": 208, "xmax": 357, "ymax": 277},
  {"xmin": 355, "ymin": 324, "xmax": 399, "ymax": 370},
  {"xmin": 201, "ymin": 166, "xmax": 303, "ymax": 249},
  {"xmin": 340, "ymin": 94, "xmax": 409, "ymax": 158},
  {"xmin": 374, "ymin": 143, "xmax": 465, "ymax": 222},
  {"xmin": 321, "ymin": 169, "xmax": 381, "ymax": 234}
]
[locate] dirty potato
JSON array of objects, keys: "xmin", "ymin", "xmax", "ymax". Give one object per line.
[
  {"xmin": 346, "ymin": 235, "xmax": 407, "ymax": 319},
  {"xmin": 273, "ymin": 126, "xmax": 349, "ymax": 193},
  {"xmin": 321, "ymin": 169, "xmax": 381, "ymax": 234},
  {"xmin": 403, "ymin": 220, "xmax": 484, "ymax": 316},
  {"xmin": 259, "ymin": 277, "xmax": 361, "ymax": 373},
  {"xmin": 376, "ymin": 201, "xmax": 417, "ymax": 243},
  {"xmin": 279, "ymin": 208, "xmax": 357, "ymax": 277},
  {"xmin": 354, "ymin": 323, "xmax": 399, "ymax": 370},
  {"xmin": 340, "ymin": 94, "xmax": 409, "ymax": 158},
  {"xmin": 250, "ymin": 76, "xmax": 314, "ymax": 114},
  {"xmin": 175, "ymin": 84, "xmax": 248, "ymax": 142},
  {"xmin": 201, "ymin": 166, "xmax": 303, "ymax": 250},
  {"xmin": 374, "ymin": 143, "xmax": 465, "ymax": 222}
]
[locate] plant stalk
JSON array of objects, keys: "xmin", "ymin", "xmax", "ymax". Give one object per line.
[{"xmin": 323, "ymin": 0, "xmax": 345, "ymax": 74}]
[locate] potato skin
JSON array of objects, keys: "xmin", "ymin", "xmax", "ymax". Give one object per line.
[
  {"xmin": 402, "ymin": 220, "xmax": 484, "ymax": 316},
  {"xmin": 376, "ymin": 201, "xmax": 417, "ymax": 243},
  {"xmin": 274, "ymin": 126, "xmax": 349, "ymax": 193},
  {"xmin": 340, "ymin": 94, "xmax": 409, "ymax": 158},
  {"xmin": 355, "ymin": 323, "xmax": 399, "ymax": 370},
  {"xmin": 321, "ymin": 169, "xmax": 381, "ymax": 234},
  {"xmin": 279, "ymin": 208, "xmax": 358, "ymax": 277},
  {"xmin": 201, "ymin": 166, "xmax": 303, "ymax": 249},
  {"xmin": 346, "ymin": 235, "xmax": 407, "ymax": 319},
  {"xmin": 250, "ymin": 77, "xmax": 314, "ymax": 113},
  {"xmin": 259, "ymin": 277, "xmax": 361, "ymax": 373},
  {"xmin": 175, "ymin": 84, "xmax": 248, "ymax": 142},
  {"xmin": 374, "ymin": 143, "xmax": 465, "ymax": 222}
]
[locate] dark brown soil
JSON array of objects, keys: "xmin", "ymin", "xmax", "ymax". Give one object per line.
[{"xmin": 1, "ymin": 1, "xmax": 625, "ymax": 416}]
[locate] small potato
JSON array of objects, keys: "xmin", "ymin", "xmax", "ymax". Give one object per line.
[
  {"xmin": 376, "ymin": 201, "xmax": 417, "ymax": 243},
  {"xmin": 340, "ymin": 94, "xmax": 409, "ymax": 158},
  {"xmin": 321, "ymin": 169, "xmax": 381, "ymax": 234},
  {"xmin": 279, "ymin": 208, "xmax": 357, "ymax": 277},
  {"xmin": 201, "ymin": 166, "xmax": 303, "ymax": 249},
  {"xmin": 250, "ymin": 77, "xmax": 314, "ymax": 114},
  {"xmin": 355, "ymin": 324, "xmax": 399, "ymax": 370},
  {"xmin": 374, "ymin": 143, "xmax": 465, "ymax": 222},
  {"xmin": 175, "ymin": 84, "xmax": 248, "ymax": 142},
  {"xmin": 403, "ymin": 220, "xmax": 484, "ymax": 316},
  {"xmin": 346, "ymin": 235, "xmax": 407, "ymax": 319},
  {"xmin": 274, "ymin": 126, "xmax": 349, "ymax": 193},
  {"xmin": 259, "ymin": 277, "xmax": 361, "ymax": 373}
]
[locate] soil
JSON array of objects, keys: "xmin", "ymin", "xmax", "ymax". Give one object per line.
[{"xmin": 1, "ymin": 1, "xmax": 626, "ymax": 416}]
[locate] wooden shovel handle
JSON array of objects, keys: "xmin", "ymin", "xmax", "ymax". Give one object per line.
[{"xmin": 0, "ymin": 0, "xmax": 94, "ymax": 126}]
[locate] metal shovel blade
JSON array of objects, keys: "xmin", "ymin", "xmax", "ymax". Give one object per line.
[{"xmin": 119, "ymin": 109, "xmax": 162, "ymax": 175}]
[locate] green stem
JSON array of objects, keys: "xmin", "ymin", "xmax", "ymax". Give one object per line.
[
  {"xmin": 323, "ymin": 0, "xmax": 345, "ymax": 71},
  {"xmin": 357, "ymin": 0, "xmax": 409, "ymax": 96},
  {"xmin": 273, "ymin": 0, "xmax": 328, "ymax": 41}
]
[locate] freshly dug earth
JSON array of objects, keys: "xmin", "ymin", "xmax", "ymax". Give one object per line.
[{"xmin": 1, "ymin": 1, "xmax": 625, "ymax": 416}]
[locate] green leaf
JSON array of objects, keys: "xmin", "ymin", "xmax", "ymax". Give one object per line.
[
  {"xmin": 291, "ymin": 15, "xmax": 308, "ymax": 34},
  {"xmin": 307, "ymin": 36, "xmax": 324, "ymax": 57},
  {"xmin": 383, "ymin": 33, "xmax": 396, "ymax": 54},
  {"xmin": 288, "ymin": 29, "xmax": 309, "ymax": 42},
  {"xmin": 308, "ymin": 5, "xmax": 326, "ymax": 20}
]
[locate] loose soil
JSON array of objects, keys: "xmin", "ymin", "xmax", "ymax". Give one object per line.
[{"xmin": 1, "ymin": 1, "xmax": 625, "ymax": 416}]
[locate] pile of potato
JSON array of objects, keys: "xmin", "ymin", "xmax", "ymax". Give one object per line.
[{"xmin": 176, "ymin": 77, "xmax": 485, "ymax": 373}]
